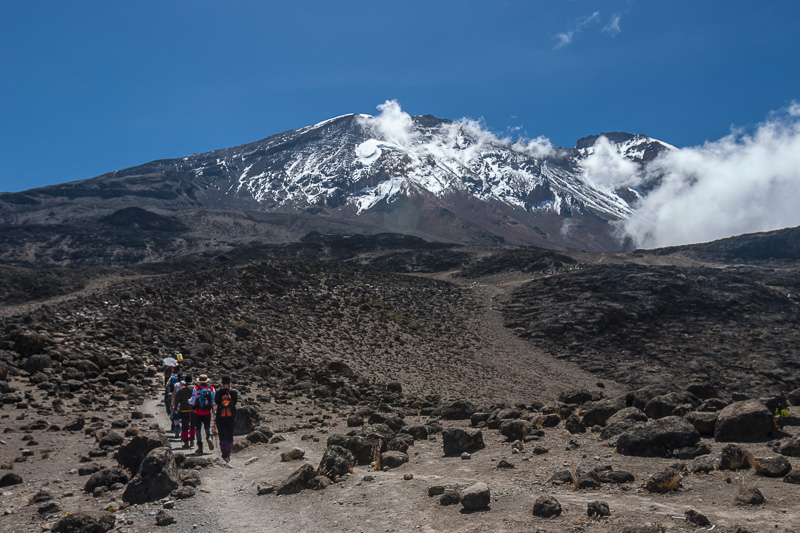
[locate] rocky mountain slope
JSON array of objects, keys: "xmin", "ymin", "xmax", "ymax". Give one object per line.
[
  {"xmin": 0, "ymin": 111, "xmax": 673, "ymax": 264},
  {"xmin": 1, "ymin": 229, "xmax": 799, "ymax": 532}
]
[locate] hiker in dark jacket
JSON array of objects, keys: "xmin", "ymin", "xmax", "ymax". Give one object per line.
[
  {"xmin": 189, "ymin": 374, "xmax": 215, "ymax": 454},
  {"xmin": 214, "ymin": 375, "xmax": 238, "ymax": 462},
  {"xmin": 172, "ymin": 374, "xmax": 196, "ymax": 449}
]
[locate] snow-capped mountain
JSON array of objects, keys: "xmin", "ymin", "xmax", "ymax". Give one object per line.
[{"xmin": 0, "ymin": 106, "xmax": 672, "ymax": 252}]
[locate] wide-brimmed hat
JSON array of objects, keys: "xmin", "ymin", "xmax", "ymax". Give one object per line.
[{"xmin": 197, "ymin": 374, "xmax": 210, "ymax": 383}]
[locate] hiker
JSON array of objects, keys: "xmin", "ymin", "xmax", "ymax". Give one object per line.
[
  {"xmin": 168, "ymin": 373, "xmax": 186, "ymax": 438},
  {"xmin": 172, "ymin": 374, "xmax": 196, "ymax": 449},
  {"xmin": 164, "ymin": 364, "xmax": 181, "ymax": 422},
  {"xmin": 189, "ymin": 374, "xmax": 215, "ymax": 454},
  {"xmin": 163, "ymin": 364, "xmax": 174, "ymax": 388},
  {"xmin": 215, "ymin": 375, "xmax": 238, "ymax": 462}
]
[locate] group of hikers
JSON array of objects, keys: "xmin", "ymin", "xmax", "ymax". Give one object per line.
[{"xmin": 163, "ymin": 361, "xmax": 238, "ymax": 462}]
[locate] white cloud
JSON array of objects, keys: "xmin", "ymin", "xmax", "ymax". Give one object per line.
[
  {"xmin": 614, "ymin": 102, "xmax": 800, "ymax": 248},
  {"xmin": 579, "ymin": 136, "xmax": 640, "ymax": 190},
  {"xmin": 553, "ymin": 11, "xmax": 600, "ymax": 49},
  {"xmin": 371, "ymin": 99, "xmax": 417, "ymax": 146},
  {"xmin": 603, "ymin": 14, "xmax": 622, "ymax": 36},
  {"xmin": 358, "ymin": 100, "xmax": 554, "ymax": 162}
]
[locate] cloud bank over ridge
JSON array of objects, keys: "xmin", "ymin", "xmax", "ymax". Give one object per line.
[{"xmin": 615, "ymin": 102, "xmax": 800, "ymax": 249}]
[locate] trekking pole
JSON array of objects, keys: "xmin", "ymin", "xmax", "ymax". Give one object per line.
[{"xmin": 212, "ymin": 418, "xmax": 219, "ymax": 454}]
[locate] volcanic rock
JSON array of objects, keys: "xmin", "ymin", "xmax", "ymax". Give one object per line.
[
  {"xmin": 616, "ymin": 416, "xmax": 700, "ymax": 457},
  {"xmin": 122, "ymin": 447, "xmax": 179, "ymax": 504},
  {"xmin": 532, "ymin": 495, "xmax": 562, "ymax": 518},
  {"xmin": 714, "ymin": 400, "xmax": 774, "ymax": 442},
  {"xmin": 442, "ymin": 428, "xmax": 485, "ymax": 456},
  {"xmin": 460, "ymin": 482, "xmax": 490, "ymax": 511}
]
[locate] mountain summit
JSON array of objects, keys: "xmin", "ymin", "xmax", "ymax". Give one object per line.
[{"xmin": 0, "ymin": 103, "xmax": 673, "ymax": 262}]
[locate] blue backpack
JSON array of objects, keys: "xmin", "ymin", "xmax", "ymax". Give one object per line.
[{"xmin": 198, "ymin": 387, "xmax": 213, "ymax": 410}]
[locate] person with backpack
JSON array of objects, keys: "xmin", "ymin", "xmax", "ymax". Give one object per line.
[
  {"xmin": 214, "ymin": 375, "xmax": 238, "ymax": 462},
  {"xmin": 164, "ymin": 366, "xmax": 182, "ymax": 435},
  {"xmin": 189, "ymin": 374, "xmax": 215, "ymax": 454},
  {"xmin": 172, "ymin": 374, "xmax": 196, "ymax": 449}
]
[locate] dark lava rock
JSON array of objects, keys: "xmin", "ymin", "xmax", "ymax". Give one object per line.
[
  {"xmin": 155, "ymin": 509, "xmax": 176, "ymax": 526},
  {"xmin": 499, "ymin": 419, "xmax": 533, "ymax": 441},
  {"xmin": 122, "ymin": 447, "xmax": 179, "ymax": 504},
  {"xmin": 582, "ymin": 396, "xmax": 627, "ymax": 427},
  {"xmin": 84, "ymin": 467, "xmax": 129, "ymax": 493},
  {"xmin": 770, "ymin": 436, "xmax": 800, "ymax": 457},
  {"xmin": 714, "ymin": 400, "xmax": 774, "ymax": 442},
  {"xmin": 234, "ymin": 406, "xmax": 260, "ymax": 435},
  {"xmin": 52, "ymin": 511, "xmax": 115, "ymax": 533},
  {"xmin": 616, "ymin": 416, "xmax": 700, "ymax": 457},
  {"xmin": 734, "ymin": 487, "xmax": 765, "ymax": 505},
  {"xmin": 788, "ymin": 387, "xmax": 800, "ymax": 406},
  {"xmin": 565, "ymin": 413, "xmax": 587, "ymax": 434},
  {"xmin": 587, "ymin": 500, "xmax": 610, "ymax": 518},
  {"xmin": 65, "ymin": 417, "xmax": 85, "ymax": 432},
  {"xmin": 645, "ymin": 467, "xmax": 682, "ymax": 493},
  {"xmin": 719, "ymin": 444, "xmax": 753, "ymax": 471},
  {"xmin": 558, "ymin": 389, "xmax": 593, "ymax": 405},
  {"xmin": 317, "ymin": 445, "xmax": 355, "ymax": 478},
  {"xmin": 442, "ymin": 428, "xmax": 484, "ymax": 456},
  {"xmin": 308, "ymin": 475, "xmax": 332, "ymax": 490},
  {"xmin": 684, "ymin": 411, "xmax": 717, "ymax": 436},
  {"xmin": 116, "ymin": 433, "xmax": 169, "ymax": 472},
  {"xmin": 436, "ymin": 400, "xmax": 476, "ymax": 420},
  {"xmin": 0, "ymin": 473, "xmax": 22, "ymax": 487},
  {"xmin": 276, "ymin": 464, "xmax": 316, "ymax": 495},
  {"xmin": 757, "ymin": 456, "xmax": 792, "ymax": 477},
  {"xmin": 173, "ymin": 486, "xmax": 196, "ymax": 499},
  {"xmin": 98, "ymin": 432, "xmax": 124, "ymax": 448},
  {"xmin": 532, "ymin": 495, "xmax": 562, "ymax": 518},
  {"xmin": 685, "ymin": 509, "xmax": 711, "ymax": 527},
  {"xmin": 644, "ymin": 391, "xmax": 699, "ymax": 419},
  {"xmin": 380, "ymin": 450, "xmax": 409, "ymax": 469},
  {"xmin": 595, "ymin": 469, "xmax": 635, "ymax": 484},
  {"xmin": 460, "ymin": 482, "xmax": 490, "ymax": 511},
  {"xmin": 439, "ymin": 490, "xmax": 461, "ymax": 506},
  {"xmin": 784, "ymin": 470, "xmax": 800, "ymax": 484}
]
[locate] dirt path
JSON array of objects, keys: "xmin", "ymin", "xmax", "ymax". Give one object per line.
[{"xmin": 459, "ymin": 280, "xmax": 626, "ymax": 401}]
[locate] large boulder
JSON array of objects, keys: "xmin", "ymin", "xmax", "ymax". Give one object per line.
[
  {"xmin": 601, "ymin": 407, "xmax": 648, "ymax": 440},
  {"xmin": 770, "ymin": 437, "xmax": 800, "ymax": 457},
  {"xmin": 532, "ymin": 495, "xmax": 562, "ymax": 518},
  {"xmin": 116, "ymin": 434, "xmax": 169, "ymax": 472},
  {"xmin": 436, "ymin": 400, "xmax": 476, "ymax": 420},
  {"xmin": 276, "ymin": 464, "xmax": 316, "ymax": 495},
  {"xmin": 499, "ymin": 420, "xmax": 533, "ymax": 441},
  {"xmin": 84, "ymin": 467, "xmax": 129, "ymax": 493},
  {"xmin": 442, "ymin": 428, "xmax": 485, "ymax": 456},
  {"xmin": 616, "ymin": 416, "xmax": 700, "ymax": 457},
  {"xmin": 347, "ymin": 435, "xmax": 384, "ymax": 465},
  {"xmin": 122, "ymin": 447, "xmax": 179, "ymax": 504},
  {"xmin": 0, "ymin": 473, "xmax": 23, "ymax": 487},
  {"xmin": 582, "ymin": 395, "xmax": 627, "ymax": 427},
  {"xmin": 234, "ymin": 406, "xmax": 260, "ymax": 435},
  {"xmin": 51, "ymin": 511, "xmax": 115, "ymax": 533},
  {"xmin": 380, "ymin": 451, "xmax": 409, "ymax": 469},
  {"xmin": 317, "ymin": 445, "xmax": 355, "ymax": 479},
  {"xmin": 684, "ymin": 411, "xmax": 717, "ymax": 436},
  {"xmin": 558, "ymin": 389, "xmax": 594, "ymax": 405},
  {"xmin": 643, "ymin": 391, "xmax": 699, "ymax": 419},
  {"xmin": 460, "ymin": 482, "xmax": 490, "ymax": 511},
  {"xmin": 23, "ymin": 353, "xmax": 51, "ymax": 374},
  {"xmin": 788, "ymin": 388, "xmax": 800, "ymax": 406},
  {"xmin": 714, "ymin": 400, "xmax": 774, "ymax": 442}
]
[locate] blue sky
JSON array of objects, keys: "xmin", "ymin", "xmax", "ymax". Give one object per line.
[{"xmin": 1, "ymin": 1, "xmax": 799, "ymax": 192}]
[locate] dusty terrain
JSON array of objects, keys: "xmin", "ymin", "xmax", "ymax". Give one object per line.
[{"xmin": 1, "ymin": 232, "xmax": 799, "ymax": 532}]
